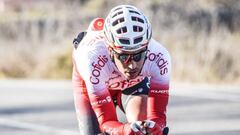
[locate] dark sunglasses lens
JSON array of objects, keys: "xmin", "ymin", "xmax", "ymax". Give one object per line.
[
  {"xmin": 132, "ymin": 53, "xmax": 142, "ymax": 62},
  {"xmin": 119, "ymin": 54, "xmax": 129, "ymax": 62},
  {"xmin": 116, "ymin": 50, "xmax": 146, "ymax": 63}
]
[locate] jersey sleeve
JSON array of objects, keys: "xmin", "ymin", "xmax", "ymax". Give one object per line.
[
  {"xmin": 147, "ymin": 41, "xmax": 171, "ymax": 130},
  {"xmin": 73, "ymin": 42, "xmax": 131, "ymax": 134}
]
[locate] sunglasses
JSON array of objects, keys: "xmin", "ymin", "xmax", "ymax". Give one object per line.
[{"xmin": 112, "ymin": 49, "xmax": 147, "ymax": 63}]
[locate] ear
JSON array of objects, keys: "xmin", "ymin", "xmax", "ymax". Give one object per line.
[{"xmin": 108, "ymin": 46, "xmax": 113, "ymax": 52}]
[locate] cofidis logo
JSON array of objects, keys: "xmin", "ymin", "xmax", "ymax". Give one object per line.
[{"xmin": 90, "ymin": 55, "xmax": 108, "ymax": 84}]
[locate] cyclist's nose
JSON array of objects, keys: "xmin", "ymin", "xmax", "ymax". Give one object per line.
[{"xmin": 127, "ymin": 61, "xmax": 137, "ymax": 69}]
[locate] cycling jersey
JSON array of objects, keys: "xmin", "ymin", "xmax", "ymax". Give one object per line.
[{"xmin": 72, "ymin": 30, "xmax": 171, "ymax": 134}]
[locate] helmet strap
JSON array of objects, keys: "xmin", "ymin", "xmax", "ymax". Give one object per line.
[{"xmin": 108, "ymin": 47, "xmax": 115, "ymax": 63}]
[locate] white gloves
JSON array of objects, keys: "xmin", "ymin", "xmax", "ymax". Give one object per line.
[{"xmin": 130, "ymin": 121, "xmax": 147, "ymax": 134}]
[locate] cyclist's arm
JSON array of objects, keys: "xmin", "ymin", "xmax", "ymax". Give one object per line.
[
  {"xmin": 147, "ymin": 46, "xmax": 171, "ymax": 131},
  {"xmin": 73, "ymin": 52, "xmax": 135, "ymax": 135},
  {"xmin": 147, "ymin": 82, "xmax": 169, "ymax": 129},
  {"xmin": 88, "ymin": 89, "xmax": 129, "ymax": 134}
]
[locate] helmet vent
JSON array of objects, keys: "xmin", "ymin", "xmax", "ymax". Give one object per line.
[
  {"xmin": 129, "ymin": 10, "xmax": 140, "ymax": 15},
  {"xmin": 133, "ymin": 26, "xmax": 143, "ymax": 32},
  {"xmin": 119, "ymin": 38, "xmax": 130, "ymax": 45},
  {"xmin": 114, "ymin": 7, "xmax": 122, "ymax": 12},
  {"xmin": 117, "ymin": 26, "xmax": 127, "ymax": 34},
  {"xmin": 112, "ymin": 11, "xmax": 123, "ymax": 18},
  {"xmin": 104, "ymin": 5, "xmax": 152, "ymax": 51},
  {"xmin": 112, "ymin": 18, "xmax": 125, "ymax": 26},
  {"xmin": 134, "ymin": 37, "xmax": 143, "ymax": 44},
  {"xmin": 131, "ymin": 16, "xmax": 144, "ymax": 23},
  {"xmin": 146, "ymin": 29, "xmax": 149, "ymax": 39},
  {"xmin": 111, "ymin": 33, "xmax": 115, "ymax": 43}
]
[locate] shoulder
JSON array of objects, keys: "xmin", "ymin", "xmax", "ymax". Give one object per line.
[
  {"xmin": 147, "ymin": 38, "xmax": 171, "ymax": 60},
  {"xmin": 145, "ymin": 39, "xmax": 171, "ymax": 68},
  {"xmin": 73, "ymin": 31, "xmax": 107, "ymax": 59},
  {"xmin": 142, "ymin": 38, "xmax": 171, "ymax": 83},
  {"xmin": 73, "ymin": 31, "xmax": 111, "ymax": 73},
  {"xmin": 73, "ymin": 34, "xmax": 112, "ymax": 91}
]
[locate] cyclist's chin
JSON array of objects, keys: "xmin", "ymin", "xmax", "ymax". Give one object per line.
[{"xmin": 124, "ymin": 72, "xmax": 139, "ymax": 79}]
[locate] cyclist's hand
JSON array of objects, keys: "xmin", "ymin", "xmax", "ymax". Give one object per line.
[
  {"xmin": 123, "ymin": 121, "xmax": 147, "ymax": 135},
  {"xmin": 143, "ymin": 120, "xmax": 162, "ymax": 135}
]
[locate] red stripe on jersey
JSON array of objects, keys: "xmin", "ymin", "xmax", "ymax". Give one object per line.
[{"xmin": 147, "ymin": 83, "xmax": 169, "ymax": 129}]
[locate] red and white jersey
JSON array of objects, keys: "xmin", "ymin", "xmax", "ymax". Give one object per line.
[
  {"xmin": 73, "ymin": 30, "xmax": 171, "ymax": 94},
  {"xmin": 72, "ymin": 29, "xmax": 171, "ymax": 134}
]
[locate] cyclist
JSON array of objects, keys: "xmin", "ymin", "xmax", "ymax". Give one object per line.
[{"xmin": 72, "ymin": 5, "xmax": 171, "ymax": 135}]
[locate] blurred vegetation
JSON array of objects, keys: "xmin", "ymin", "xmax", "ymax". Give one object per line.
[{"xmin": 0, "ymin": 0, "xmax": 240, "ymax": 84}]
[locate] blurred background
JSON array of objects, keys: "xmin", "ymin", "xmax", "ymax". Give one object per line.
[
  {"xmin": 0, "ymin": 0, "xmax": 240, "ymax": 135},
  {"xmin": 0, "ymin": 0, "xmax": 239, "ymax": 84}
]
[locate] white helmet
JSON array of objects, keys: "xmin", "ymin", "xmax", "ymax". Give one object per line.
[{"xmin": 104, "ymin": 5, "xmax": 152, "ymax": 52}]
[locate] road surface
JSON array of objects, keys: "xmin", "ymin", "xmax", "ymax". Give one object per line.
[{"xmin": 0, "ymin": 80, "xmax": 240, "ymax": 135}]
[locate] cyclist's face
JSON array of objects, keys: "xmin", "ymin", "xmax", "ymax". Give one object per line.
[{"xmin": 112, "ymin": 48, "xmax": 147, "ymax": 79}]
